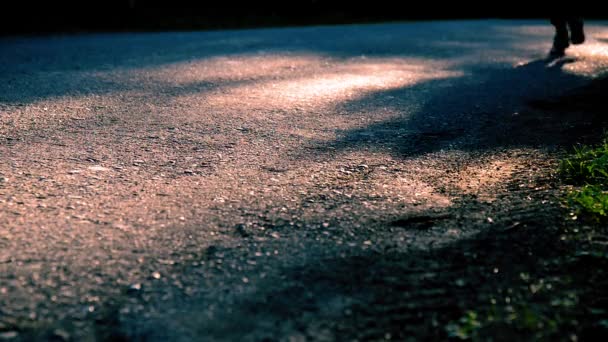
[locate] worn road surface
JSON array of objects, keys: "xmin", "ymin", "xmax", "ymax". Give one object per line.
[{"xmin": 1, "ymin": 20, "xmax": 608, "ymax": 341}]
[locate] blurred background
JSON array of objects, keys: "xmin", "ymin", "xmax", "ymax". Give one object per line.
[{"xmin": 2, "ymin": 1, "xmax": 605, "ymax": 35}]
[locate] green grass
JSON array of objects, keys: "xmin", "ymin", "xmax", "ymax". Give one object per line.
[
  {"xmin": 445, "ymin": 311, "xmax": 482, "ymax": 340},
  {"xmin": 567, "ymin": 185, "xmax": 608, "ymax": 219},
  {"xmin": 444, "ymin": 138, "xmax": 608, "ymax": 341},
  {"xmin": 446, "ymin": 306, "xmax": 562, "ymax": 341},
  {"xmin": 560, "ymin": 140, "xmax": 608, "ymax": 186},
  {"xmin": 560, "ymin": 139, "xmax": 608, "ymax": 221}
]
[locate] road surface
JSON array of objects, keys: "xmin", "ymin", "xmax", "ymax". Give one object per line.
[{"xmin": 1, "ymin": 20, "xmax": 608, "ymax": 340}]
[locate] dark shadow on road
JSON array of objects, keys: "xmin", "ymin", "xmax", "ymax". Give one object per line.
[
  {"xmin": 319, "ymin": 57, "xmax": 608, "ymax": 160},
  {"xmin": 121, "ymin": 187, "xmax": 608, "ymax": 341}
]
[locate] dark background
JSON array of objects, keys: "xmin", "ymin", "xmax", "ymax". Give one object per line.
[{"xmin": 1, "ymin": 1, "xmax": 605, "ymax": 35}]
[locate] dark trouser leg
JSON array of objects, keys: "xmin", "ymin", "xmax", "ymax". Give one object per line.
[
  {"xmin": 550, "ymin": 17, "xmax": 569, "ymax": 56},
  {"xmin": 567, "ymin": 17, "xmax": 585, "ymax": 44},
  {"xmin": 551, "ymin": 17, "xmax": 570, "ymax": 49}
]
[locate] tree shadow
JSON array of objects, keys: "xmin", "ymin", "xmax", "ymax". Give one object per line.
[
  {"xmin": 130, "ymin": 189, "xmax": 608, "ymax": 341},
  {"xmin": 320, "ymin": 56, "xmax": 608, "ymax": 161}
]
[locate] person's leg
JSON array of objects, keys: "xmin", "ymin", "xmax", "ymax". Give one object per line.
[
  {"xmin": 550, "ymin": 17, "xmax": 570, "ymax": 57},
  {"xmin": 567, "ymin": 17, "xmax": 585, "ymax": 45}
]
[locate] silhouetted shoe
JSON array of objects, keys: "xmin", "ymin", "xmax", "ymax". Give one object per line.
[
  {"xmin": 569, "ymin": 19, "xmax": 585, "ymax": 45},
  {"xmin": 549, "ymin": 45, "xmax": 566, "ymax": 58}
]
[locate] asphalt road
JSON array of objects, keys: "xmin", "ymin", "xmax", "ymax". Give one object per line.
[{"xmin": 1, "ymin": 20, "xmax": 608, "ymax": 341}]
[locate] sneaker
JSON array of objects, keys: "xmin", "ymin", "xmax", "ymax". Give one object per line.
[
  {"xmin": 569, "ymin": 19, "xmax": 585, "ymax": 45},
  {"xmin": 549, "ymin": 45, "xmax": 566, "ymax": 58}
]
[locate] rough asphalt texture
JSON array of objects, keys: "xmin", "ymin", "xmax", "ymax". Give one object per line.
[{"xmin": 1, "ymin": 20, "xmax": 608, "ymax": 341}]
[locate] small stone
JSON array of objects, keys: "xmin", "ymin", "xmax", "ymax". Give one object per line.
[
  {"xmin": 88, "ymin": 165, "xmax": 110, "ymax": 172},
  {"xmin": 0, "ymin": 177, "xmax": 8, "ymax": 183},
  {"xmin": 68, "ymin": 170, "xmax": 82, "ymax": 175},
  {"xmin": 113, "ymin": 223, "xmax": 130, "ymax": 231},
  {"xmin": 127, "ymin": 283, "xmax": 142, "ymax": 294},
  {"xmin": 184, "ymin": 170, "xmax": 194, "ymax": 175},
  {"xmin": 235, "ymin": 224, "xmax": 250, "ymax": 237},
  {"xmin": 151, "ymin": 271, "xmax": 161, "ymax": 280}
]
